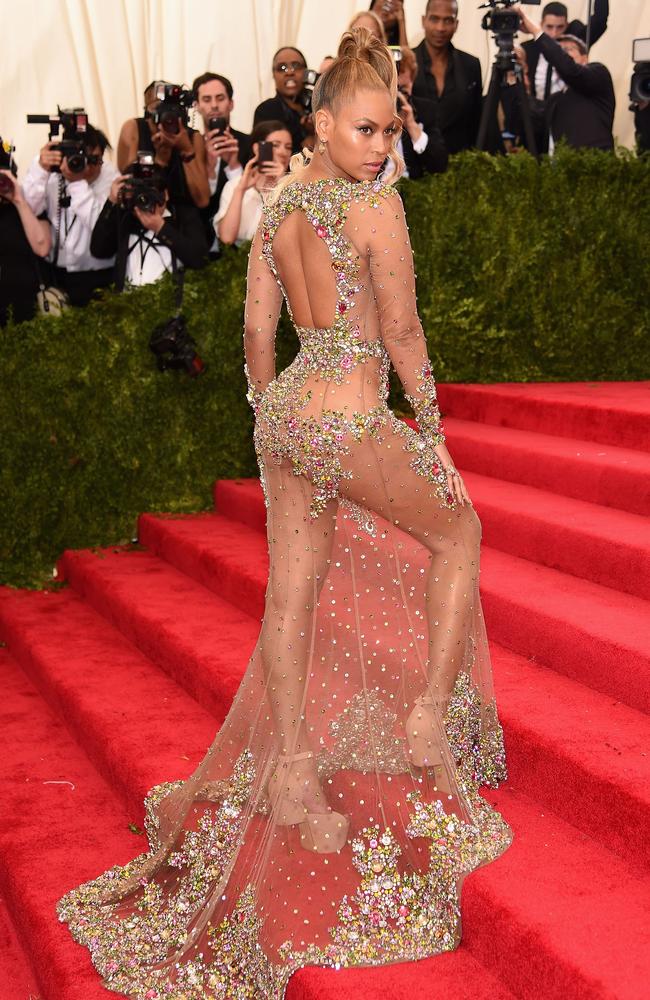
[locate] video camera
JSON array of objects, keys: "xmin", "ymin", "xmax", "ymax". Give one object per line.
[
  {"xmin": 478, "ymin": 0, "xmax": 540, "ymax": 71},
  {"xmin": 119, "ymin": 151, "xmax": 166, "ymax": 214},
  {"xmin": 26, "ymin": 106, "xmax": 89, "ymax": 173},
  {"xmin": 630, "ymin": 38, "xmax": 650, "ymax": 108},
  {"xmin": 146, "ymin": 81, "xmax": 194, "ymax": 135}
]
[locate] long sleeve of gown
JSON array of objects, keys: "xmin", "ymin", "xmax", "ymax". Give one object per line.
[
  {"xmin": 243, "ymin": 222, "xmax": 283, "ymax": 413},
  {"xmin": 367, "ymin": 188, "xmax": 445, "ymax": 446}
]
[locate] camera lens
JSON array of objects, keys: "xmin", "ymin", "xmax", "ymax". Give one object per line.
[{"xmin": 67, "ymin": 153, "xmax": 86, "ymax": 173}]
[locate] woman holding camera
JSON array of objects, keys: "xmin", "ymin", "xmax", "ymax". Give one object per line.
[
  {"xmin": 0, "ymin": 158, "xmax": 51, "ymax": 326},
  {"xmin": 215, "ymin": 120, "xmax": 292, "ymax": 246}
]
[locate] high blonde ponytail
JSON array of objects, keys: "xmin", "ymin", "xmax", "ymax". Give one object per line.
[{"xmin": 265, "ymin": 26, "xmax": 404, "ymax": 206}]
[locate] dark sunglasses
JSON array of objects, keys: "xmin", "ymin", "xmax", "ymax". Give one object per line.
[{"xmin": 274, "ymin": 61, "xmax": 305, "ymax": 73}]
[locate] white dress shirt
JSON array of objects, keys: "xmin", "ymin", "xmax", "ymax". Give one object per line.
[
  {"xmin": 22, "ymin": 157, "xmax": 118, "ymax": 271},
  {"xmin": 125, "ymin": 209, "xmax": 175, "ymax": 287},
  {"xmin": 533, "ymin": 30, "xmax": 568, "ymax": 155},
  {"xmin": 208, "ymin": 158, "xmax": 243, "ymax": 253}
]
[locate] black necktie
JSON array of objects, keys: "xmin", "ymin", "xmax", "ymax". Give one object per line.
[{"xmin": 544, "ymin": 59, "xmax": 553, "ymax": 101}]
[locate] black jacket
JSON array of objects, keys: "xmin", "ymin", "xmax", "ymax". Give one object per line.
[
  {"xmin": 202, "ymin": 127, "xmax": 252, "ymax": 243},
  {"xmin": 522, "ymin": 0, "xmax": 609, "ymax": 93},
  {"xmin": 538, "ymin": 34, "xmax": 615, "ymax": 151},
  {"xmin": 207, "ymin": 127, "xmax": 252, "ymax": 220},
  {"xmin": 400, "ymin": 94, "xmax": 448, "ymax": 177},
  {"xmin": 253, "ymin": 95, "xmax": 309, "ymax": 154},
  {"xmin": 90, "ymin": 199, "xmax": 209, "ymax": 291},
  {"xmin": 412, "ymin": 41, "xmax": 482, "ymax": 154}
]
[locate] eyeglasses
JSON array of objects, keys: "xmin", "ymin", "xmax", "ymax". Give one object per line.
[
  {"xmin": 87, "ymin": 154, "xmax": 103, "ymax": 165},
  {"xmin": 274, "ymin": 61, "xmax": 305, "ymax": 73}
]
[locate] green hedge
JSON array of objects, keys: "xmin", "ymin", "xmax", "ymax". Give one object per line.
[{"xmin": 2, "ymin": 147, "xmax": 649, "ymax": 587}]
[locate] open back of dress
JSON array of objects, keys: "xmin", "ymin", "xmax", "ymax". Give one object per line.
[{"xmin": 57, "ymin": 176, "xmax": 513, "ymax": 999}]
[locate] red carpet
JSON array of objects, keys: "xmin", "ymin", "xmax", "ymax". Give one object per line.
[{"xmin": 1, "ymin": 381, "xmax": 649, "ymax": 999}]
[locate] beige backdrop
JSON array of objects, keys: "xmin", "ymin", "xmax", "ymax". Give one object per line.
[{"xmin": 3, "ymin": 0, "xmax": 648, "ymax": 171}]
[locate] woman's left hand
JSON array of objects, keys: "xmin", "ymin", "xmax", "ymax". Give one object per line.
[{"xmin": 434, "ymin": 443, "xmax": 471, "ymax": 506}]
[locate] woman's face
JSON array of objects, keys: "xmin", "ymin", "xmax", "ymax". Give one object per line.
[
  {"xmin": 272, "ymin": 48, "xmax": 306, "ymax": 101},
  {"xmin": 267, "ymin": 129, "xmax": 293, "ymax": 169},
  {"xmin": 318, "ymin": 87, "xmax": 399, "ymax": 182}
]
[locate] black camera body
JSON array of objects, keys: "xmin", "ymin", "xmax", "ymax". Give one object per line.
[
  {"xmin": 26, "ymin": 107, "xmax": 89, "ymax": 173},
  {"xmin": 147, "ymin": 81, "xmax": 194, "ymax": 134},
  {"xmin": 630, "ymin": 39, "xmax": 650, "ymax": 107},
  {"xmin": 149, "ymin": 315, "xmax": 206, "ymax": 377},
  {"xmin": 119, "ymin": 151, "xmax": 166, "ymax": 214},
  {"xmin": 299, "ymin": 70, "xmax": 320, "ymax": 115},
  {"xmin": 479, "ymin": 0, "xmax": 540, "ymax": 71}
]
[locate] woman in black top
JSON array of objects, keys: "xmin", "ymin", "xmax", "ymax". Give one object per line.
[{"xmin": 0, "ymin": 161, "xmax": 51, "ymax": 326}]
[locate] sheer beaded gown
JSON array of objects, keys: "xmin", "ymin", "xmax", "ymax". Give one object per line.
[{"xmin": 58, "ymin": 175, "xmax": 514, "ymax": 999}]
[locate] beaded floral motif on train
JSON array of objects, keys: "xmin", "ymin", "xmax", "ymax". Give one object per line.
[{"xmin": 56, "ymin": 751, "xmax": 257, "ymax": 998}]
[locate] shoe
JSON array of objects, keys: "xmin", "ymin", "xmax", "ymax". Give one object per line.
[
  {"xmin": 406, "ymin": 693, "xmax": 454, "ymax": 795},
  {"xmin": 267, "ymin": 750, "xmax": 350, "ymax": 853}
]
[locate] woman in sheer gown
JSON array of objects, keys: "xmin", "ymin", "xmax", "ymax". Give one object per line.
[{"xmin": 57, "ymin": 27, "xmax": 514, "ymax": 1000}]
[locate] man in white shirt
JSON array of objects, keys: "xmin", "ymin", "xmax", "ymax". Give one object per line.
[
  {"xmin": 191, "ymin": 72, "xmax": 252, "ymax": 258},
  {"xmin": 22, "ymin": 126, "xmax": 118, "ymax": 305}
]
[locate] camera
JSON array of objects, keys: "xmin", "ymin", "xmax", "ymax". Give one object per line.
[
  {"xmin": 479, "ymin": 0, "xmax": 541, "ymax": 69},
  {"xmin": 26, "ymin": 106, "xmax": 89, "ymax": 173},
  {"xmin": 147, "ymin": 81, "xmax": 194, "ymax": 135},
  {"xmin": 119, "ymin": 151, "xmax": 166, "ymax": 214},
  {"xmin": 630, "ymin": 38, "xmax": 650, "ymax": 107},
  {"xmin": 299, "ymin": 69, "xmax": 320, "ymax": 114},
  {"xmin": 149, "ymin": 315, "xmax": 206, "ymax": 377}
]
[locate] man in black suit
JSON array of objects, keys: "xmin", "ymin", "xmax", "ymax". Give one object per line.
[
  {"xmin": 515, "ymin": 6, "xmax": 615, "ymax": 152},
  {"xmin": 412, "ymin": 0, "xmax": 482, "ymax": 155},
  {"xmin": 522, "ymin": 2, "xmax": 609, "ymax": 110},
  {"xmin": 192, "ymin": 73, "xmax": 252, "ymax": 258},
  {"xmin": 397, "ymin": 46, "xmax": 448, "ymax": 177}
]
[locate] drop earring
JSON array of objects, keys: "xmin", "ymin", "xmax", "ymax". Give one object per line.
[{"xmin": 318, "ymin": 136, "xmax": 327, "ymax": 154}]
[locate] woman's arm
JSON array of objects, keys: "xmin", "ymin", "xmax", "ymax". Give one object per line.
[
  {"xmin": 243, "ymin": 221, "xmax": 282, "ymax": 411},
  {"xmin": 2, "ymin": 174, "xmax": 51, "ymax": 257},
  {"xmin": 216, "ymin": 181, "xmax": 246, "ymax": 246}
]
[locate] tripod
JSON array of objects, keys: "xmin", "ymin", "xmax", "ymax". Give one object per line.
[{"xmin": 477, "ymin": 43, "xmax": 539, "ymax": 156}]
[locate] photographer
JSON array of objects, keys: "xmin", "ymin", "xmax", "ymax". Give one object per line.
[
  {"xmin": 90, "ymin": 159, "xmax": 208, "ymax": 290},
  {"xmin": 117, "ymin": 81, "xmax": 209, "ymax": 209},
  {"xmin": 253, "ymin": 48, "xmax": 315, "ymax": 154},
  {"xmin": 215, "ymin": 121, "xmax": 292, "ymax": 247},
  {"xmin": 192, "ymin": 72, "xmax": 252, "ymax": 257},
  {"xmin": 412, "ymin": 0, "xmax": 483, "ymax": 154},
  {"xmin": 396, "ymin": 46, "xmax": 448, "ymax": 177},
  {"xmin": 515, "ymin": 6, "xmax": 615, "ymax": 152},
  {"xmin": 22, "ymin": 125, "xmax": 118, "ymax": 307},
  {"xmin": 0, "ymin": 149, "xmax": 51, "ymax": 326},
  {"xmin": 369, "ymin": 0, "xmax": 408, "ymax": 46},
  {"xmin": 523, "ymin": 2, "xmax": 609, "ymax": 103}
]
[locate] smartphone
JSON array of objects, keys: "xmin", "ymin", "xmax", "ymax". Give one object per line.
[
  {"xmin": 208, "ymin": 116, "xmax": 228, "ymax": 135},
  {"xmin": 257, "ymin": 140, "xmax": 274, "ymax": 166}
]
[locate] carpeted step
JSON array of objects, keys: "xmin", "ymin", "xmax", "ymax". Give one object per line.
[
  {"xmin": 58, "ymin": 547, "xmax": 260, "ymax": 723},
  {"xmin": 0, "ymin": 648, "xmax": 140, "ymax": 1000},
  {"xmin": 215, "ymin": 474, "xmax": 650, "ymax": 601},
  {"xmin": 443, "ymin": 416, "xmax": 650, "ymax": 518},
  {"xmin": 211, "ymin": 488, "xmax": 650, "ymax": 714},
  {"xmin": 49, "ymin": 541, "xmax": 650, "ymax": 871},
  {"xmin": 0, "ymin": 587, "xmax": 217, "ymax": 817},
  {"xmin": 436, "ymin": 382, "xmax": 650, "ymax": 452},
  {"xmin": 2, "ymin": 645, "xmax": 649, "ymax": 1000},
  {"xmin": 463, "ymin": 470, "xmax": 650, "ymax": 601},
  {"xmin": 0, "ymin": 891, "xmax": 40, "ymax": 1000}
]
